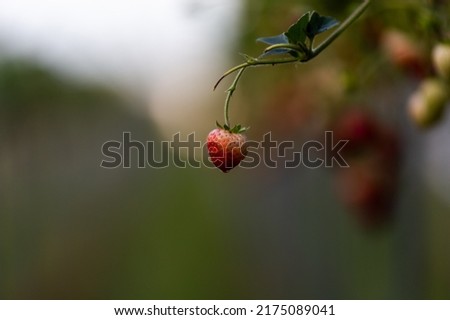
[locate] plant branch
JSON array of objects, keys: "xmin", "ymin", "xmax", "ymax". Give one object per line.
[
  {"xmin": 312, "ymin": 0, "xmax": 371, "ymax": 57},
  {"xmin": 215, "ymin": 1, "xmax": 370, "ymax": 91},
  {"xmin": 214, "ymin": 0, "xmax": 371, "ymax": 128},
  {"xmin": 264, "ymin": 43, "xmax": 309, "ymax": 56},
  {"xmin": 214, "ymin": 56, "xmax": 299, "ymax": 90},
  {"xmin": 224, "ymin": 67, "xmax": 247, "ymax": 127}
]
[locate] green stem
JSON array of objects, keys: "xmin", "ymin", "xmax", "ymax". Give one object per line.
[
  {"xmin": 264, "ymin": 43, "xmax": 309, "ymax": 56},
  {"xmin": 214, "ymin": 56, "xmax": 299, "ymax": 90},
  {"xmin": 312, "ymin": 0, "xmax": 371, "ymax": 57},
  {"xmin": 224, "ymin": 67, "xmax": 246, "ymax": 128},
  {"xmin": 215, "ymin": 0, "xmax": 371, "ymax": 90},
  {"xmin": 215, "ymin": 0, "xmax": 371, "ymax": 128}
]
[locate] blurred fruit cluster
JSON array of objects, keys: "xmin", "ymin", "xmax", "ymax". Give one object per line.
[
  {"xmin": 380, "ymin": 27, "xmax": 450, "ymax": 128},
  {"xmin": 332, "ymin": 110, "xmax": 400, "ymax": 229},
  {"xmin": 236, "ymin": 0, "xmax": 450, "ymax": 228}
]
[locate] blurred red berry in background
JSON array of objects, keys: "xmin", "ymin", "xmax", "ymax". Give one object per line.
[{"xmin": 332, "ymin": 109, "xmax": 400, "ymax": 229}]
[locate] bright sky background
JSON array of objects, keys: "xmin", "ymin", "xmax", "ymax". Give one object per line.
[{"xmin": 0, "ymin": 0, "xmax": 243, "ymax": 133}]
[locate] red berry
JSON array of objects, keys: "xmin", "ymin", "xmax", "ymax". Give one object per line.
[
  {"xmin": 380, "ymin": 29, "xmax": 427, "ymax": 77},
  {"xmin": 335, "ymin": 161, "xmax": 395, "ymax": 228},
  {"xmin": 332, "ymin": 110, "xmax": 401, "ymax": 229},
  {"xmin": 332, "ymin": 109, "xmax": 377, "ymax": 155},
  {"xmin": 207, "ymin": 128, "xmax": 247, "ymax": 173}
]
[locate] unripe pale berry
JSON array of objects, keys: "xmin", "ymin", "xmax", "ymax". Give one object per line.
[
  {"xmin": 432, "ymin": 43, "xmax": 450, "ymax": 79},
  {"xmin": 408, "ymin": 78, "xmax": 448, "ymax": 127}
]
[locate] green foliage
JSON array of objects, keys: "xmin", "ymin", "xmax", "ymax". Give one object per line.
[
  {"xmin": 306, "ymin": 12, "xmax": 340, "ymax": 40},
  {"xmin": 256, "ymin": 34, "xmax": 289, "ymax": 45},
  {"xmin": 256, "ymin": 11, "xmax": 339, "ymax": 58},
  {"xmin": 285, "ymin": 12, "xmax": 310, "ymax": 44},
  {"xmin": 216, "ymin": 121, "xmax": 248, "ymax": 133},
  {"xmin": 216, "ymin": 0, "xmax": 370, "ymax": 132}
]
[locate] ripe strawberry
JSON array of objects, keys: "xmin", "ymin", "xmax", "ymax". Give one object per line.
[{"xmin": 207, "ymin": 126, "xmax": 248, "ymax": 173}]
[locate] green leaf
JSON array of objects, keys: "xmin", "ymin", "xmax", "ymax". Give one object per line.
[
  {"xmin": 228, "ymin": 124, "xmax": 249, "ymax": 134},
  {"xmin": 253, "ymin": 10, "xmax": 339, "ymax": 59},
  {"xmin": 256, "ymin": 34, "xmax": 289, "ymax": 45},
  {"xmin": 257, "ymin": 34, "xmax": 294, "ymax": 58},
  {"xmin": 317, "ymin": 16, "xmax": 339, "ymax": 33},
  {"xmin": 306, "ymin": 12, "xmax": 339, "ymax": 40},
  {"xmin": 216, "ymin": 120, "xmax": 223, "ymax": 129},
  {"xmin": 284, "ymin": 12, "xmax": 310, "ymax": 45},
  {"xmin": 258, "ymin": 48, "xmax": 296, "ymax": 59},
  {"xmin": 306, "ymin": 11, "xmax": 321, "ymax": 39},
  {"xmin": 238, "ymin": 126, "xmax": 249, "ymax": 133}
]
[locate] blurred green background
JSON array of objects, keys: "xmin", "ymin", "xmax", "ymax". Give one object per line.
[{"xmin": 0, "ymin": 0, "xmax": 449, "ymax": 299}]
